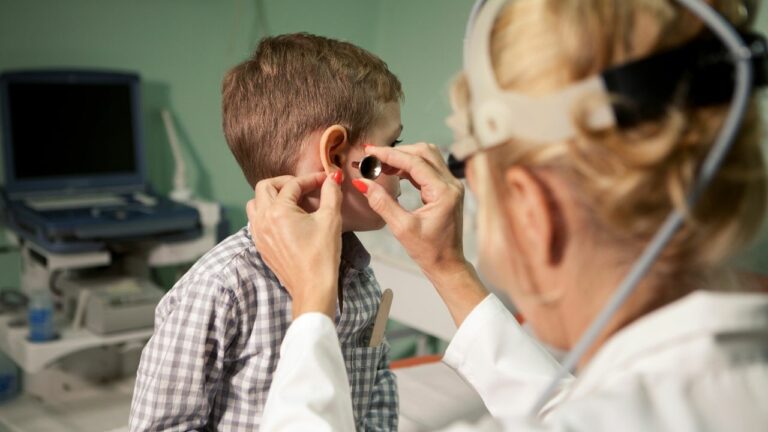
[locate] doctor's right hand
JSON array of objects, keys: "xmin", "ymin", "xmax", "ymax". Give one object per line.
[
  {"xmin": 246, "ymin": 172, "xmax": 344, "ymax": 320},
  {"xmin": 353, "ymin": 143, "xmax": 488, "ymax": 325}
]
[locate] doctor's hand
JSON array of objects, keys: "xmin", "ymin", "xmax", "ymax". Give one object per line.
[
  {"xmin": 354, "ymin": 143, "xmax": 488, "ymax": 325},
  {"xmin": 246, "ymin": 171, "xmax": 343, "ymax": 320}
]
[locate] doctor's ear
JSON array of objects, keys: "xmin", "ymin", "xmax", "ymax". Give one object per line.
[
  {"xmin": 502, "ymin": 167, "xmax": 566, "ymax": 268},
  {"xmin": 319, "ymin": 125, "xmax": 350, "ymax": 175}
]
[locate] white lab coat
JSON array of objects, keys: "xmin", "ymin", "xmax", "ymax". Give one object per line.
[{"xmin": 261, "ymin": 290, "xmax": 768, "ymax": 431}]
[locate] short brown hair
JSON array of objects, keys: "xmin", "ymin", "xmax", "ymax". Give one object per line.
[{"xmin": 222, "ymin": 33, "xmax": 403, "ymax": 187}]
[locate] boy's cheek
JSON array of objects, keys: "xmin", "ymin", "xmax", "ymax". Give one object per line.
[
  {"xmin": 342, "ymin": 194, "xmax": 388, "ymax": 231},
  {"xmin": 376, "ymin": 175, "xmax": 400, "ymax": 199}
]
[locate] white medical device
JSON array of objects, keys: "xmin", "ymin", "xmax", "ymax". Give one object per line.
[{"xmin": 162, "ymin": 108, "xmax": 193, "ymax": 203}]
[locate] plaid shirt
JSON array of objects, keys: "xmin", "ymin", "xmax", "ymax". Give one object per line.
[{"xmin": 129, "ymin": 227, "xmax": 398, "ymax": 431}]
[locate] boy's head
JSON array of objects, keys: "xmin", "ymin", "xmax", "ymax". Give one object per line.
[{"xmin": 223, "ymin": 33, "xmax": 403, "ymax": 232}]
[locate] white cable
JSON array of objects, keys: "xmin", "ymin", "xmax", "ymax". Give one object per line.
[
  {"xmin": 528, "ymin": 0, "xmax": 755, "ymax": 416},
  {"xmin": 161, "ymin": 109, "xmax": 192, "ymax": 202}
]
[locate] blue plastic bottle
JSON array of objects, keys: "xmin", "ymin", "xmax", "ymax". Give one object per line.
[
  {"xmin": 27, "ymin": 290, "xmax": 56, "ymax": 342},
  {"xmin": 0, "ymin": 352, "xmax": 19, "ymax": 403}
]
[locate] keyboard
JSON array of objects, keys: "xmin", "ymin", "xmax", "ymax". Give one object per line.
[{"xmin": 25, "ymin": 193, "xmax": 128, "ymax": 211}]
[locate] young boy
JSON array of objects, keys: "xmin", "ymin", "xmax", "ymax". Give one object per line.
[{"xmin": 129, "ymin": 33, "xmax": 403, "ymax": 431}]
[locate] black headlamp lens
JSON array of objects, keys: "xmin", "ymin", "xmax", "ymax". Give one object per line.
[{"xmin": 447, "ymin": 153, "xmax": 466, "ymax": 179}]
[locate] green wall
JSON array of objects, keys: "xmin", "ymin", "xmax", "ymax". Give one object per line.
[
  {"xmin": 0, "ymin": 0, "xmax": 767, "ymax": 289},
  {"xmin": 0, "ymin": 0, "xmax": 380, "ymax": 229},
  {"xmin": 0, "ymin": 0, "xmax": 384, "ymax": 288},
  {"xmin": 374, "ymin": 0, "xmax": 472, "ymax": 148},
  {"xmin": 0, "ymin": 0, "xmax": 471, "ymax": 288}
]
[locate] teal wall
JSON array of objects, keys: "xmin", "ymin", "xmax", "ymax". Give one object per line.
[
  {"xmin": 0, "ymin": 0, "xmax": 470, "ymax": 289},
  {"xmin": 0, "ymin": 0, "xmax": 380, "ymax": 229},
  {"xmin": 374, "ymin": 0, "xmax": 472, "ymax": 148},
  {"xmin": 0, "ymin": 0, "xmax": 385, "ymax": 289},
  {"xmin": 0, "ymin": 0, "xmax": 471, "ymax": 227},
  {"xmin": 0, "ymin": 0, "xmax": 767, "ymax": 289}
]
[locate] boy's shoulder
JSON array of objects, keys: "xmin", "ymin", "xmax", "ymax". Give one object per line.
[
  {"xmin": 155, "ymin": 226, "xmax": 278, "ymax": 322},
  {"xmin": 164, "ymin": 226, "xmax": 277, "ymax": 304},
  {"xmin": 183, "ymin": 226, "xmax": 266, "ymax": 285}
]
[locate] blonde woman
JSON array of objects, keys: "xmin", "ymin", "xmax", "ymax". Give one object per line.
[{"xmin": 246, "ymin": 0, "xmax": 768, "ymax": 430}]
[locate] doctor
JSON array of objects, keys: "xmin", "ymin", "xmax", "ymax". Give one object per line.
[{"xmin": 246, "ymin": 0, "xmax": 768, "ymax": 430}]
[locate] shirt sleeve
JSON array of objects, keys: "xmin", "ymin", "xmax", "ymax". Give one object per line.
[
  {"xmin": 261, "ymin": 312, "xmax": 357, "ymax": 432},
  {"xmin": 361, "ymin": 339, "xmax": 399, "ymax": 431},
  {"xmin": 129, "ymin": 276, "xmax": 240, "ymax": 431},
  {"xmin": 442, "ymin": 294, "xmax": 573, "ymax": 421}
]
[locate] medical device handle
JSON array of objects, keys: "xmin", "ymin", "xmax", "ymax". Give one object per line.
[
  {"xmin": 161, "ymin": 109, "xmax": 192, "ymax": 202},
  {"xmin": 529, "ymin": 0, "xmax": 755, "ymax": 416}
]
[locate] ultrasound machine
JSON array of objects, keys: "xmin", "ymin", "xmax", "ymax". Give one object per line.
[
  {"xmin": 0, "ymin": 70, "xmax": 200, "ymax": 253},
  {"xmin": 0, "ymin": 70, "xmax": 222, "ymax": 406}
]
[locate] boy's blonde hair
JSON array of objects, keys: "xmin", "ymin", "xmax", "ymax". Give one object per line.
[
  {"xmin": 454, "ymin": 0, "xmax": 765, "ymax": 273},
  {"xmin": 223, "ymin": 33, "xmax": 403, "ymax": 187}
]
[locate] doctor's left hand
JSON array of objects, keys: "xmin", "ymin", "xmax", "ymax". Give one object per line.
[{"xmin": 246, "ymin": 171, "xmax": 344, "ymax": 320}]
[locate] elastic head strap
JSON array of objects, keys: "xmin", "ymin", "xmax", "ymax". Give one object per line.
[{"xmin": 454, "ymin": 0, "xmax": 616, "ymax": 159}]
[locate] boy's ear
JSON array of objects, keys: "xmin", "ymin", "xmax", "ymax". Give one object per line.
[{"xmin": 319, "ymin": 125, "xmax": 350, "ymax": 174}]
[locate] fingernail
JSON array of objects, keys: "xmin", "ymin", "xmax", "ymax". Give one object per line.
[
  {"xmin": 364, "ymin": 144, "xmax": 374, "ymax": 150},
  {"xmin": 351, "ymin": 179, "xmax": 368, "ymax": 194},
  {"xmin": 332, "ymin": 170, "xmax": 343, "ymax": 185}
]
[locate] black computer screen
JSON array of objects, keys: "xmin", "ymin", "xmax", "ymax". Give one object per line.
[{"xmin": 7, "ymin": 82, "xmax": 136, "ymax": 179}]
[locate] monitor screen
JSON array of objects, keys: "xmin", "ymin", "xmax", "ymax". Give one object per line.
[
  {"xmin": 0, "ymin": 71, "xmax": 145, "ymax": 196},
  {"xmin": 8, "ymin": 82, "xmax": 136, "ymax": 178}
]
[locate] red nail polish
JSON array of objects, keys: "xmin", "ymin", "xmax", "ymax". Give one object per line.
[
  {"xmin": 352, "ymin": 179, "xmax": 368, "ymax": 194},
  {"xmin": 332, "ymin": 170, "xmax": 343, "ymax": 185}
]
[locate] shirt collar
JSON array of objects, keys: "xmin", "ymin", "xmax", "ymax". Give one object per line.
[
  {"xmin": 573, "ymin": 290, "xmax": 768, "ymax": 395},
  {"xmin": 245, "ymin": 225, "xmax": 370, "ymax": 271}
]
